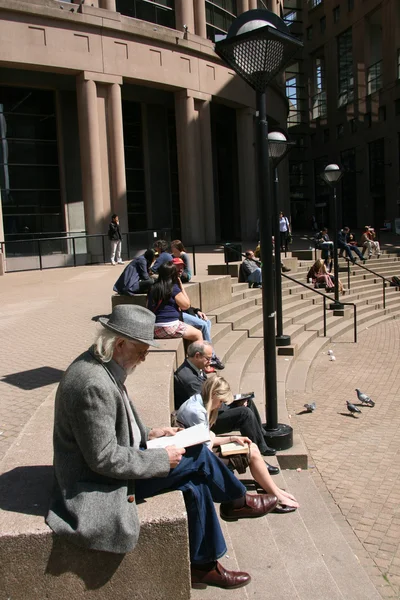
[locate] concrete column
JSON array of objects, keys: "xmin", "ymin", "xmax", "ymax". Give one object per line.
[
  {"xmin": 99, "ymin": 0, "xmax": 116, "ymax": 10},
  {"xmin": 198, "ymin": 99, "xmax": 216, "ymax": 243},
  {"xmin": 76, "ymin": 77, "xmax": 104, "ymax": 234},
  {"xmin": 108, "ymin": 83, "xmax": 128, "ymax": 234},
  {"xmin": 249, "ymin": 0, "xmax": 258, "ymax": 10},
  {"xmin": 175, "ymin": 0, "xmax": 195, "ymax": 34},
  {"xmin": 237, "ymin": 107, "xmax": 257, "ymax": 241},
  {"xmin": 194, "ymin": 0, "xmax": 207, "ymax": 39},
  {"xmin": 175, "ymin": 91, "xmax": 205, "ymax": 244},
  {"xmin": 237, "ymin": 0, "xmax": 249, "ymax": 14}
]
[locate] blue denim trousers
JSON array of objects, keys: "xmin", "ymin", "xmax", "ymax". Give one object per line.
[
  {"xmin": 247, "ymin": 268, "xmax": 262, "ymax": 284},
  {"xmin": 135, "ymin": 444, "xmax": 246, "ymax": 564},
  {"xmin": 182, "ymin": 312, "xmax": 212, "ymax": 342}
]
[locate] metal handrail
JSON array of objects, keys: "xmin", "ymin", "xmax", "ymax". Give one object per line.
[
  {"xmin": 349, "ymin": 259, "xmax": 394, "ymax": 310},
  {"xmin": 0, "ymin": 229, "xmax": 171, "ymax": 272},
  {"xmin": 282, "ymin": 272, "xmax": 358, "ymax": 343}
]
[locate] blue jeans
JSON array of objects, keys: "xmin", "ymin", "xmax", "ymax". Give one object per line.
[
  {"xmin": 247, "ymin": 268, "xmax": 262, "ymax": 284},
  {"xmin": 182, "ymin": 312, "xmax": 212, "ymax": 342},
  {"xmin": 338, "ymin": 243, "xmax": 363, "ymax": 261},
  {"xmin": 135, "ymin": 444, "xmax": 246, "ymax": 564}
]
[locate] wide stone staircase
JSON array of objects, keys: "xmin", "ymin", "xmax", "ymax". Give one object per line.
[{"xmin": 2, "ymin": 251, "xmax": 400, "ymax": 599}]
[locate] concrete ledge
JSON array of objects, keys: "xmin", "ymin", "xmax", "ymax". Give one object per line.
[
  {"xmin": 291, "ymin": 249, "xmax": 321, "ymax": 260},
  {"xmin": 191, "ymin": 275, "xmax": 232, "ymax": 313},
  {"xmin": 149, "ymin": 338, "xmax": 185, "ymax": 371},
  {"xmin": 111, "ymin": 294, "xmax": 147, "ymax": 309},
  {"xmin": 281, "ymin": 257, "xmax": 298, "ymax": 272},
  {"xmin": 0, "ymin": 383, "xmax": 190, "ymax": 599},
  {"xmin": 207, "ymin": 263, "xmax": 240, "ymax": 277}
]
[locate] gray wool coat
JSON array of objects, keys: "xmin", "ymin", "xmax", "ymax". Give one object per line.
[{"xmin": 46, "ymin": 349, "xmax": 170, "ymax": 554}]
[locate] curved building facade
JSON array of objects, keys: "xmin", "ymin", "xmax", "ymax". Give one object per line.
[{"xmin": 0, "ymin": 0, "xmax": 290, "ymax": 247}]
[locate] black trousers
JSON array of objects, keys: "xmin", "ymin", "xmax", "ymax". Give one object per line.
[{"xmin": 211, "ymin": 399, "xmax": 268, "ymax": 453}]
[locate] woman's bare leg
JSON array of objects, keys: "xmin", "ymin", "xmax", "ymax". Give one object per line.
[{"xmin": 248, "ymin": 443, "xmax": 299, "ymax": 508}]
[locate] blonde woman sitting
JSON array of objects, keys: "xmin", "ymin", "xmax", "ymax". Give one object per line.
[
  {"xmin": 176, "ymin": 376, "xmax": 299, "ymax": 514},
  {"xmin": 307, "ymin": 258, "xmax": 344, "ymax": 294}
]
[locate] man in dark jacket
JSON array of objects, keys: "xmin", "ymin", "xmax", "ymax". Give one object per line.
[
  {"xmin": 150, "ymin": 239, "xmax": 173, "ymax": 274},
  {"xmin": 108, "ymin": 213, "xmax": 123, "ymax": 265},
  {"xmin": 174, "ymin": 342, "xmax": 279, "ymax": 472},
  {"xmin": 337, "ymin": 227, "xmax": 363, "ymax": 263},
  {"xmin": 113, "ymin": 250, "xmax": 155, "ymax": 296}
]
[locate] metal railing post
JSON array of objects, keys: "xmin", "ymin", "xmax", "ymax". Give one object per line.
[
  {"xmin": 383, "ymin": 280, "xmax": 386, "ymax": 309},
  {"xmin": 323, "ymin": 296, "xmax": 327, "ymax": 336},
  {"xmin": 353, "ymin": 305, "xmax": 357, "ymax": 343},
  {"xmin": 38, "ymin": 240, "xmax": 43, "ymax": 270},
  {"xmin": 72, "ymin": 237, "xmax": 76, "ymax": 267},
  {"xmin": 102, "ymin": 235, "xmax": 106, "ymax": 264},
  {"xmin": 192, "ymin": 246, "xmax": 196, "ymax": 276},
  {"xmin": 347, "ymin": 260, "xmax": 350, "ymax": 291}
]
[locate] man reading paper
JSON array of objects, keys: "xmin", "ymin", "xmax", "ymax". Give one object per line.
[{"xmin": 46, "ymin": 305, "xmax": 278, "ymax": 590}]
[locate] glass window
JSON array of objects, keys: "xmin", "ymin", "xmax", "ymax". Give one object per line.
[
  {"xmin": 312, "ymin": 57, "xmax": 327, "ymax": 119},
  {"xmin": 0, "ymin": 86, "xmax": 62, "ymax": 239},
  {"xmin": 333, "ymin": 5, "xmax": 340, "ymax": 23},
  {"xmin": 337, "ymin": 28, "xmax": 354, "ymax": 107},
  {"xmin": 116, "ymin": 0, "xmax": 175, "ymax": 30},
  {"xmin": 320, "ymin": 16, "xmax": 326, "ymax": 34},
  {"xmin": 286, "ymin": 75, "xmax": 300, "ymax": 126},
  {"xmin": 307, "ymin": 26, "xmax": 313, "ymax": 41},
  {"xmin": 309, "ymin": 0, "xmax": 322, "ymax": 8},
  {"xmin": 205, "ymin": 0, "xmax": 237, "ymax": 43},
  {"xmin": 337, "ymin": 123, "xmax": 344, "ymax": 138},
  {"xmin": 369, "ymin": 139, "xmax": 385, "ymax": 192},
  {"xmin": 367, "ymin": 60, "xmax": 382, "ymax": 94},
  {"xmin": 122, "ymin": 100, "xmax": 147, "ymax": 231}
]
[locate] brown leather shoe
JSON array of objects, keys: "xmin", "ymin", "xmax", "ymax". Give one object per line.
[
  {"xmin": 191, "ymin": 561, "xmax": 251, "ymax": 589},
  {"xmin": 220, "ymin": 492, "xmax": 278, "ymax": 521}
]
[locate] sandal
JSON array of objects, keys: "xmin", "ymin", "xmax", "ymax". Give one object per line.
[{"xmin": 273, "ymin": 504, "xmax": 297, "ymax": 514}]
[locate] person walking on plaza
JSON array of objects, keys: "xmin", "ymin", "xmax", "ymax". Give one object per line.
[
  {"xmin": 108, "ymin": 213, "xmax": 124, "ymax": 265},
  {"xmin": 46, "ymin": 305, "xmax": 278, "ymax": 590},
  {"xmin": 279, "ymin": 211, "xmax": 290, "ymax": 252}
]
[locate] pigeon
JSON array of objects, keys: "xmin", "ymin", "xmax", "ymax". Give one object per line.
[
  {"xmin": 327, "ymin": 350, "xmax": 333, "ymax": 355},
  {"xmin": 304, "ymin": 402, "xmax": 316, "ymax": 412},
  {"xmin": 355, "ymin": 389, "xmax": 375, "ymax": 407},
  {"xmin": 346, "ymin": 401, "xmax": 362, "ymax": 417},
  {"xmin": 329, "ymin": 355, "xmax": 336, "ymax": 361}
]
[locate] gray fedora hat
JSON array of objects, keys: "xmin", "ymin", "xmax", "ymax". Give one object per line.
[{"xmin": 99, "ymin": 305, "xmax": 159, "ymax": 347}]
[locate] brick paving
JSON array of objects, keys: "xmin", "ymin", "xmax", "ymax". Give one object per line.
[{"xmin": 287, "ymin": 321, "xmax": 400, "ymax": 598}]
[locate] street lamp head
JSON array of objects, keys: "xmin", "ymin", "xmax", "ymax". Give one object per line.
[
  {"xmin": 214, "ymin": 9, "xmax": 303, "ymax": 94},
  {"xmin": 321, "ymin": 163, "xmax": 344, "ymax": 186},
  {"xmin": 268, "ymin": 130, "xmax": 295, "ymax": 166}
]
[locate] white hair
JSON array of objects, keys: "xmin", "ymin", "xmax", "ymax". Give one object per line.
[{"xmin": 93, "ymin": 328, "xmax": 121, "ymax": 363}]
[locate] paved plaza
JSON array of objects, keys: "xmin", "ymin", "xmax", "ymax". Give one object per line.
[
  {"xmin": 287, "ymin": 321, "xmax": 400, "ymax": 598},
  {"xmin": 1, "ymin": 255, "xmax": 400, "ymax": 598}
]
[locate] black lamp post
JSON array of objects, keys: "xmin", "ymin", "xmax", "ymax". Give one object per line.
[
  {"xmin": 268, "ymin": 131, "xmax": 295, "ymax": 347},
  {"xmin": 321, "ymin": 164, "xmax": 344, "ymax": 310},
  {"xmin": 215, "ymin": 9, "xmax": 302, "ymax": 450}
]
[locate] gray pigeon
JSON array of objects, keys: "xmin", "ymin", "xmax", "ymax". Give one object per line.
[
  {"xmin": 355, "ymin": 389, "xmax": 375, "ymax": 407},
  {"xmin": 304, "ymin": 402, "xmax": 316, "ymax": 412},
  {"xmin": 347, "ymin": 401, "xmax": 362, "ymax": 417}
]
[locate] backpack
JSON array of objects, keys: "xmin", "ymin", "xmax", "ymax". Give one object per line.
[{"xmin": 391, "ymin": 276, "xmax": 400, "ymax": 287}]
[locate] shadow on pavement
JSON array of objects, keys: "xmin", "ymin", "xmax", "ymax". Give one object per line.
[{"xmin": 1, "ymin": 366, "xmax": 64, "ymax": 390}]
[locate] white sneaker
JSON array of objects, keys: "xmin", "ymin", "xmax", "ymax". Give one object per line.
[
  {"xmin": 111, "ymin": 260, "xmax": 116, "ymax": 265},
  {"xmin": 117, "ymin": 260, "xmax": 124, "ymax": 265}
]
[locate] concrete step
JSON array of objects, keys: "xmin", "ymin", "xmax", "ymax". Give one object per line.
[
  {"xmin": 210, "ymin": 297, "xmax": 256, "ymax": 322},
  {"xmin": 211, "ymin": 321, "xmax": 232, "ymax": 345},
  {"xmin": 227, "ymin": 305, "xmax": 263, "ymax": 330},
  {"xmin": 213, "ymin": 329, "xmax": 249, "ymax": 364},
  {"xmin": 221, "ymin": 337, "xmax": 264, "ymax": 394},
  {"xmin": 231, "ymin": 282, "xmax": 249, "ymax": 293},
  {"xmin": 194, "ymin": 473, "xmax": 379, "ymax": 599}
]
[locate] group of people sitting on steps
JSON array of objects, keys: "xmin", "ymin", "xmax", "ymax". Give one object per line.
[
  {"xmin": 46, "ymin": 234, "xmax": 300, "ymax": 590},
  {"xmin": 315, "ymin": 225, "xmax": 381, "ymax": 266}
]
